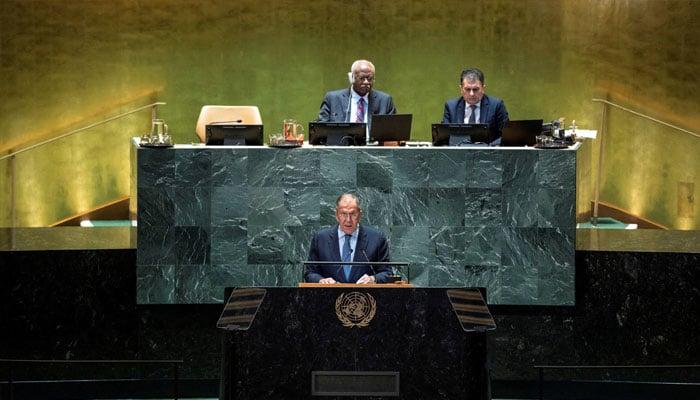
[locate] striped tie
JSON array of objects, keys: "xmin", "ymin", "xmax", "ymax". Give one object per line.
[{"xmin": 356, "ymin": 98, "xmax": 365, "ymax": 123}]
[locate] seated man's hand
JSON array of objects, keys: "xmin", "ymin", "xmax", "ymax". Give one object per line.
[{"xmin": 319, "ymin": 277, "xmax": 337, "ymax": 284}]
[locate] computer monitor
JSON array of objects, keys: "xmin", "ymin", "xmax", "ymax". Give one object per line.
[
  {"xmin": 205, "ymin": 124, "xmax": 264, "ymax": 145},
  {"xmin": 431, "ymin": 123, "xmax": 490, "ymax": 146},
  {"xmin": 308, "ymin": 122, "xmax": 367, "ymax": 146},
  {"xmin": 500, "ymin": 119, "xmax": 543, "ymax": 147},
  {"xmin": 369, "ymin": 114, "xmax": 412, "ymax": 143}
]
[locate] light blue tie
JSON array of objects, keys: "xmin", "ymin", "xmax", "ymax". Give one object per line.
[{"xmin": 342, "ymin": 234, "xmax": 352, "ymax": 281}]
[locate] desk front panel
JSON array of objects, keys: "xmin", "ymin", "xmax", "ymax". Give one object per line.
[{"xmin": 220, "ymin": 287, "xmax": 488, "ymax": 399}]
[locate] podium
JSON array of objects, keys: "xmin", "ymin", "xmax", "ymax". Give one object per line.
[{"xmin": 218, "ymin": 286, "xmax": 494, "ymax": 399}]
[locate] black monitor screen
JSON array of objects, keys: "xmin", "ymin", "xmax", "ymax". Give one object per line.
[
  {"xmin": 308, "ymin": 122, "xmax": 367, "ymax": 146},
  {"xmin": 206, "ymin": 124, "xmax": 264, "ymax": 146},
  {"xmin": 369, "ymin": 114, "xmax": 412, "ymax": 143},
  {"xmin": 500, "ymin": 119, "xmax": 543, "ymax": 147},
  {"xmin": 431, "ymin": 123, "xmax": 490, "ymax": 146}
]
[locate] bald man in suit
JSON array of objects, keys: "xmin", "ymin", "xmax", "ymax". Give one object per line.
[{"xmin": 317, "ymin": 60, "xmax": 396, "ymax": 129}]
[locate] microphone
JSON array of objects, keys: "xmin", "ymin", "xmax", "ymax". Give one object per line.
[
  {"xmin": 211, "ymin": 119, "xmax": 243, "ymax": 124},
  {"xmin": 364, "ymin": 248, "xmax": 401, "ymax": 283},
  {"xmin": 361, "ymin": 249, "xmax": 377, "ymax": 280},
  {"xmin": 345, "ymin": 90, "xmax": 352, "ymax": 122}
]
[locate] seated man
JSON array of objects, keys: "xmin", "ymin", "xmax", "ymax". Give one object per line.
[
  {"xmin": 317, "ymin": 59, "xmax": 397, "ymax": 127},
  {"xmin": 442, "ymin": 68, "xmax": 509, "ymax": 144},
  {"xmin": 305, "ymin": 193, "xmax": 392, "ymax": 284}
]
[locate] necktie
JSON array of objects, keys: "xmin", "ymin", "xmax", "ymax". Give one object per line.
[
  {"xmin": 356, "ymin": 98, "xmax": 365, "ymax": 123},
  {"xmin": 468, "ymin": 104, "xmax": 477, "ymax": 124},
  {"xmin": 342, "ymin": 234, "xmax": 352, "ymax": 281}
]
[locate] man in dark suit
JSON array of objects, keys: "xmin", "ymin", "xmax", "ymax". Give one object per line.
[
  {"xmin": 317, "ymin": 60, "xmax": 397, "ymax": 133},
  {"xmin": 305, "ymin": 193, "xmax": 392, "ymax": 284},
  {"xmin": 442, "ymin": 68, "xmax": 509, "ymax": 144}
]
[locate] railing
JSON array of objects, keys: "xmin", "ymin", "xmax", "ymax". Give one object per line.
[
  {"xmin": 591, "ymin": 99, "xmax": 699, "ymax": 226},
  {"xmin": 1, "ymin": 102, "xmax": 164, "ymax": 228},
  {"xmin": 534, "ymin": 364, "xmax": 700, "ymax": 400},
  {"xmin": 0, "ymin": 358, "xmax": 183, "ymax": 400},
  {"xmin": 0, "ymin": 102, "xmax": 165, "ymax": 162}
]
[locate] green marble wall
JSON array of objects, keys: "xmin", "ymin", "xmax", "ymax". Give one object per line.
[
  {"xmin": 135, "ymin": 144, "xmax": 579, "ymax": 305},
  {"xmin": 1, "ymin": 0, "xmax": 698, "ymax": 229}
]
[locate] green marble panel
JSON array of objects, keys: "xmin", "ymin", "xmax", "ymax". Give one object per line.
[{"xmin": 137, "ymin": 144, "xmax": 579, "ymax": 305}]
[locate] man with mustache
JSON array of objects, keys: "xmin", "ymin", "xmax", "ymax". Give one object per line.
[{"xmin": 316, "ymin": 59, "xmax": 397, "ymax": 142}]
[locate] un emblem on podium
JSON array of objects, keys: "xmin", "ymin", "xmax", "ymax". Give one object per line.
[{"xmin": 335, "ymin": 292, "xmax": 377, "ymax": 328}]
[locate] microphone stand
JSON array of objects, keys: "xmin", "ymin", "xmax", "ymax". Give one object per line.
[{"xmin": 345, "ymin": 87, "xmax": 352, "ymax": 122}]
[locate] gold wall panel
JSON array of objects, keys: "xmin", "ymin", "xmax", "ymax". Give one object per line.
[{"xmin": 1, "ymin": 0, "xmax": 698, "ymax": 229}]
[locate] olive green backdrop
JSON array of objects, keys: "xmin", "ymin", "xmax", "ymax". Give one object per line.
[{"xmin": 1, "ymin": 0, "xmax": 698, "ymax": 229}]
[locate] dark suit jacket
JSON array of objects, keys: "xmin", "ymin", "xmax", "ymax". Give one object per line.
[
  {"xmin": 317, "ymin": 88, "xmax": 397, "ymax": 126},
  {"xmin": 304, "ymin": 225, "xmax": 392, "ymax": 283},
  {"xmin": 441, "ymin": 94, "xmax": 509, "ymax": 144}
]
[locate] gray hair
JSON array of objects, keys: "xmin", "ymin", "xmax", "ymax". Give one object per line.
[
  {"xmin": 335, "ymin": 193, "xmax": 362, "ymax": 211},
  {"xmin": 351, "ymin": 60, "xmax": 376, "ymax": 75}
]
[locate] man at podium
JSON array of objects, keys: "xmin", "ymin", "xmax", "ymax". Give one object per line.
[{"xmin": 305, "ymin": 193, "xmax": 392, "ymax": 284}]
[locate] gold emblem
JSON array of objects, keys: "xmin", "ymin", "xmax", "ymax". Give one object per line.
[{"xmin": 335, "ymin": 292, "xmax": 376, "ymax": 328}]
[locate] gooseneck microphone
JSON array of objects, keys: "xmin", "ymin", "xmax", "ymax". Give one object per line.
[
  {"xmin": 361, "ymin": 249, "xmax": 377, "ymax": 279},
  {"xmin": 345, "ymin": 89, "xmax": 352, "ymax": 122},
  {"xmin": 211, "ymin": 119, "xmax": 243, "ymax": 124}
]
